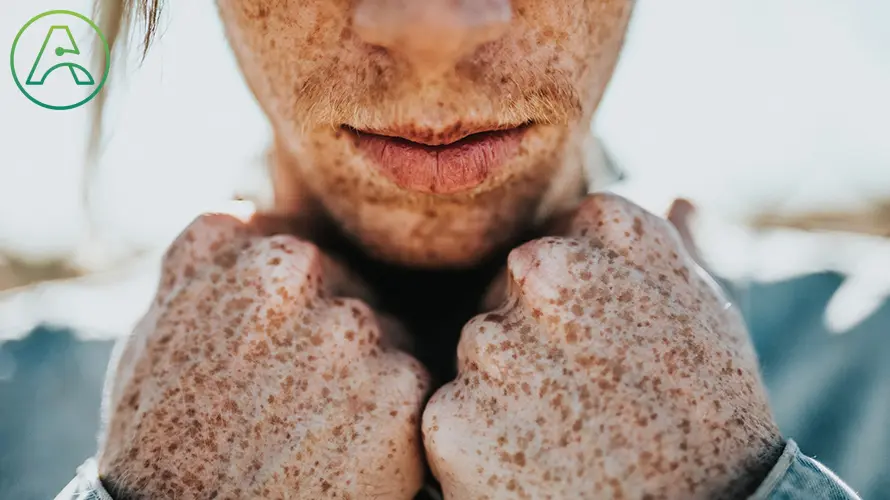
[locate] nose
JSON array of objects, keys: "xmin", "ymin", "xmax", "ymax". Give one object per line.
[{"xmin": 354, "ymin": 0, "xmax": 512, "ymax": 76}]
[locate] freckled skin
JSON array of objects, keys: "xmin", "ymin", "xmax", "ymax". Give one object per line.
[
  {"xmin": 216, "ymin": 0, "xmax": 634, "ymax": 267},
  {"xmin": 97, "ymin": 1, "xmax": 787, "ymax": 498},
  {"xmin": 422, "ymin": 193, "xmax": 782, "ymax": 500},
  {"xmin": 98, "ymin": 215, "xmax": 430, "ymax": 499}
]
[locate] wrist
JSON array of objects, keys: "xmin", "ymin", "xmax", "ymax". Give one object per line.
[
  {"xmin": 647, "ymin": 422, "xmax": 784, "ymax": 499},
  {"xmin": 97, "ymin": 453, "xmax": 212, "ymax": 500},
  {"xmin": 724, "ymin": 433, "xmax": 786, "ymax": 497},
  {"xmin": 99, "ymin": 474, "xmax": 141, "ymax": 500}
]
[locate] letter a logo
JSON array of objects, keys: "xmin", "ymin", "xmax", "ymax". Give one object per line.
[
  {"xmin": 10, "ymin": 10, "xmax": 110, "ymax": 110},
  {"xmin": 26, "ymin": 25, "xmax": 96, "ymax": 87}
]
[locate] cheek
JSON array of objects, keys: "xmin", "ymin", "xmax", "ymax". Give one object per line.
[
  {"xmin": 217, "ymin": 1, "xmax": 352, "ymax": 113},
  {"xmin": 507, "ymin": 0, "xmax": 632, "ymax": 112}
]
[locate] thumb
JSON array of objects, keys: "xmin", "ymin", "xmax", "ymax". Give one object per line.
[{"xmin": 666, "ymin": 198, "xmax": 709, "ymax": 272}]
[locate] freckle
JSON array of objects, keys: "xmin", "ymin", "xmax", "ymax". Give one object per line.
[
  {"xmin": 212, "ymin": 250, "xmax": 238, "ymax": 269},
  {"xmin": 632, "ymin": 217, "xmax": 645, "ymax": 237}
]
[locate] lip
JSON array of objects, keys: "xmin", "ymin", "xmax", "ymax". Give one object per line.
[{"xmin": 345, "ymin": 124, "xmax": 529, "ymax": 194}]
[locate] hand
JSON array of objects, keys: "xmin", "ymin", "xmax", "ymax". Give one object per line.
[
  {"xmin": 422, "ymin": 193, "xmax": 782, "ymax": 499},
  {"xmin": 97, "ymin": 214, "xmax": 430, "ymax": 499}
]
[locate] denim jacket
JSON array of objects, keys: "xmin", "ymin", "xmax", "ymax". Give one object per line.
[{"xmin": 56, "ymin": 439, "xmax": 861, "ymax": 500}]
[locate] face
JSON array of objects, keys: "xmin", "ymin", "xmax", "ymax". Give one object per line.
[{"xmin": 217, "ymin": 0, "xmax": 634, "ymax": 267}]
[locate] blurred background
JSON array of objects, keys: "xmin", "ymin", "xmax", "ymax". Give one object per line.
[{"xmin": 1, "ymin": 0, "xmax": 888, "ymax": 498}]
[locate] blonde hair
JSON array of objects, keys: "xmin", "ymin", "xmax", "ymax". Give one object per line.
[{"xmin": 86, "ymin": 0, "xmax": 163, "ymax": 210}]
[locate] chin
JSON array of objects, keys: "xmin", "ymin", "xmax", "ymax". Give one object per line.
[
  {"xmin": 354, "ymin": 230, "xmax": 509, "ymax": 269},
  {"xmin": 288, "ymin": 123, "xmax": 582, "ymax": 269},
  {"xmin": 327, "ymin": 190, "xmax": 539, "ymax": 269}
]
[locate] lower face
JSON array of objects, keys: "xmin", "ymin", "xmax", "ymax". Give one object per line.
[{"xmin": 217, "ymin": 0, "xmax": 634, "ymax": 268}]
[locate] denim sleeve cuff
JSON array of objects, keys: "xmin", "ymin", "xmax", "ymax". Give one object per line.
[
  {"xmin": 749, "ymin": 439, "xmax": 862, "ymax": 500},
  {"xmin": 54, "ymin": 457, "xmax": 113, "ymax": 500},
  {"xmin": 56, "ymin": 440, "xmax": 860, "ymax": 500}
]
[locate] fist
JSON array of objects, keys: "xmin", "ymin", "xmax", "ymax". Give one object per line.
[
  {"xmin": 422, "ymin": 193, "xmax": 781, "ymax": 499},
  {"xmin": 98, "ymin": 214, "xmax": 430, "ymax": 499}
]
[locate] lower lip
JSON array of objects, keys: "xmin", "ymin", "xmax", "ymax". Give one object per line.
[{"xmin": 348, "ymin": 127, "xmax": 527, "ymax": 194}]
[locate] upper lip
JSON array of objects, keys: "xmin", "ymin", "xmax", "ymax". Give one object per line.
[{"xmin": 343, "ymin": 122, "xmax": 531, "ymax": 146}]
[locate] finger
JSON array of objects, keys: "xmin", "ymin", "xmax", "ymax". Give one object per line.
[
  {"xmin": 526, "ymin": 194, "xmax": 739, "ymax": 334},
  {"xmin": 666, "ymin": 198, "xmax": 708, "ymax": 271},
  {"xmin": 506, "ymin": 236, "xmax": 591, "ymax": 322},
  {"xmin": 314, "ymin": 297, "xmax": 386, "ymax": 358},
  {"xmin": 248, "ymin": 211, "xmax": 376, "ymax": 304},
  {"xmin": 158, "ymin": 213, "xmax": 259, "ymax": 299},
  {"xmin": 563, "ymin": 192, "xmax": 698, "ymax": 286},
  {"xmin": 237, "ymin": 234, "xmax": 327, "ymax": 305},
  {"xmin": 665, "ymin": 199, "xmax": 739, "ymax": 307}
]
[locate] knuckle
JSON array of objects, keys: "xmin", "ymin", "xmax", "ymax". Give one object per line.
[
  {"xmin": 321, "ymin": 297, "xmax": 382, "ymax": 349},
  {"xmin": 422, "ymin": 384, "xmax": 458, "ymax": 447},
  {"xmin": 421, "ymin": 384, "xmax": 478, "ymax": 481},
  {"xmin": 171, "ymin": 213, "xmax": 249, "ymax": 254},
  {"xmin": 455, "ymin": 310, "xmax": 540, "ymax": 390},
  {"xmin": 569, "ymin": 193, "xmax": 687, "ymax": 271},
  {"xmin": 382, "ymin": 351, "xmax": 431, "ymax": 399},
  {"xmin": 455, "ymin": 313, "xmax": 503, "ymax": 372},
  {"xmin": 507, "ymin": 237, "xmax": 588, "ymax": 311},
  {"xmin": 570, "ymin": 193, "xmax": 661, "ymax": 240},
  {"xmin": 185, "ymin": 212, "xmax": 247, "ymax": 236},
  {"xmin": 245, "ymin": 235, "xmax": 325, "ymax": 294},
  {"xmin": 161, "ymin": 213, "xmax": 253, "ymax": 278},
  {"xmin": 256, "ymin": 234, "xmax": 323, "ymax": 269}
]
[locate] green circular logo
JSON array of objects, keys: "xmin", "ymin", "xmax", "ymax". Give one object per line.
[{"xmin": 10, "ymin": 10, "xmax": 110, "ymax": 110}]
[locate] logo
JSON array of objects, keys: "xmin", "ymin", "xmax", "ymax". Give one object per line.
[{"xmin": 10, "ymin": 10, "xmax": 110, "ymax": 110}]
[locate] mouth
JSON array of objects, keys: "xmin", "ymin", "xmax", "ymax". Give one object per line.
[{"xmin": 343, "ymin": 123, "xmax": 531, "ymax": 194}]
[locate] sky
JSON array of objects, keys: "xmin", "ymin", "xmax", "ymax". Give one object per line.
[{"xmin": 0, "ymin": 0, "xmax": 888, "ymax": 341}]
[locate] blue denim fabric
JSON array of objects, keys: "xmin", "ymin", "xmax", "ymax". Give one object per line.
[
  {"xmin": 751, "ymin": 440, "xmax": 862, "ymax": 500},
  {"xmin": 57, "ymin": 440, "xmax": 860, "ymax": 500}
]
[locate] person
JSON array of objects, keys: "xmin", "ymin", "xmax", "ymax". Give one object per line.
[{"xmin": 57, "ymin": 1, "xmax": 861, "ymax": 498}]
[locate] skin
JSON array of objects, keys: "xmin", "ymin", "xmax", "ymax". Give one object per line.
[
  {"xmin": 98, "ymin": 215, "xmax": 429, "ymax": 499},
  {"xmin": 422, "ymin": 194, "xmax": 782, "ymax": 499},
  {"xmin": 216, "ymin": 0, "xmax": 634, "ymax": 267},
  {"xmin": 95, "ymin": 1, "xmax": 784, "ymax": 498}
]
